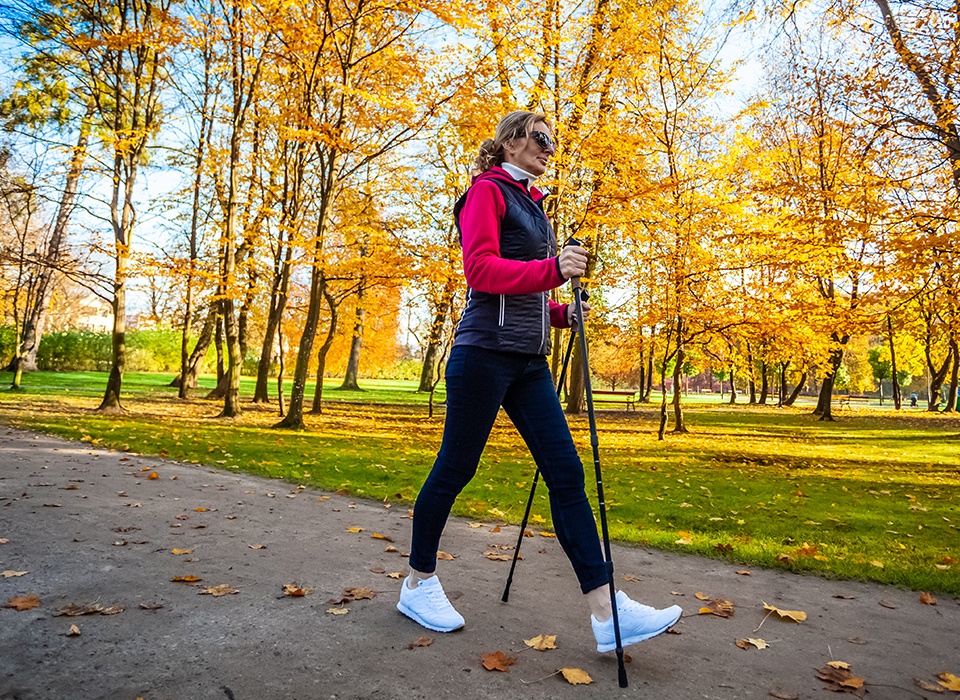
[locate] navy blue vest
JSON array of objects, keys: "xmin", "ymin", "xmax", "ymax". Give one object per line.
[{"xmin": 453, "ymin": 176, "xmax": 557, "ymax": 355}]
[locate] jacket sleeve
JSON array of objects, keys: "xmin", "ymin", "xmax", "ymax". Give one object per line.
[
  {"xmin": 459, "ymin": 181, "xmax": 566, "ymax": 295},
  {"xmin": 549, "ymin": 300, "xmax": 571, "ymax": 328}
]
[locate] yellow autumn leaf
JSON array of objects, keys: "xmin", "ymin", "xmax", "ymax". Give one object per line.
[
  {"xmin": 66, "ymin": 624, "xmax": 81, "ymax": 637},
  {"xmin": 326, "ymin": 607, "xmax": 349, "ymax": 615},
  {"xmin": 560, "ymin": 668, "xmax": 593, "ymax": 685},
  {"xmin": 2, "ymin": 570, "xmax": 27, "ymax": 578},
  {"xmin": 762, "ymin": 601, "xmax": 806, "ymax": 622},
  {"xmin": 171, "ymin": 548, "xmax": 193, "ymax": 555},
  {"xmin": 828, "ymin": 661, "xmax": 850, "ymax": 670},
  {"xmin": 938, "ymin": 673, "xmax": 960, "ymax": 691},
  {"xmin": 523, "ymin": 634, "xmax": 557, "ymax": 651},
  {"xmin": 346, "ymin": 527, "xmax": 364, "ymax": 533}
]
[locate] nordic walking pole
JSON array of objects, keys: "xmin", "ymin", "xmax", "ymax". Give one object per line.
[
  {"xmin": 570, "ymin": 244, "xmax": 628, "ymax": 688},
  {"xmin": 501, "ymin": 302, "xmax": 581, "ymax": 603}
]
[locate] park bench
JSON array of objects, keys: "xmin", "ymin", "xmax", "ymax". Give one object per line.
[
  {"xmin": 591, "ymin": 390, "xmax": 637, "ymax": 410},
  {"xmin": 838, "ymin": 395, "xmax": 871, "ymax": 408}
]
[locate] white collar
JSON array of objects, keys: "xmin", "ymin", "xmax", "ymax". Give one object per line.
[{"xmin": 500, "ymin": 162, "xmax": 537, "ymax": 189}]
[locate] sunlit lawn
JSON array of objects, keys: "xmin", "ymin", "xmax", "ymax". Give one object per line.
[{"xmin": 1, "ymin": 370, "xmax": 958, "ymax": 595}]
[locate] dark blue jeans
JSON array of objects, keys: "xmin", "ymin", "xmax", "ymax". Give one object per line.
[{"xmin": 409, "ymin": 344, "xmax": 609, "ymax": 594}]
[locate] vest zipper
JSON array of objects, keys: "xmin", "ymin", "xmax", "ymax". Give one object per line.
[{"xmin": 499, "ymin": 294, "xmax": 505, "ymax": 327}]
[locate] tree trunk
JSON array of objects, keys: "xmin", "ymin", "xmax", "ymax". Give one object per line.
[
  {"xmin": 98, "ymin": 253, "xmax": 127, "ymax": 412},
  {"xmin": 254, "ymin": 242, "xmax": 293, "ymax": 403},
  {"xmin": 887, "ymin": 315, "xmax": 901, "ymax": 410},
  {"xmin": 924, "ymin": 330, "xmax": 951, "ymax": 411},
  {"xmin": 339, "ymin": 287, "xmax": 365, "ymax": 391},
  {"xmin": 173, "ymin": 306, "xmax": 216, "ymax": 390},
  {"xmin": 728, "ymin": 364, "xmax": 736, "ymax": 404},
  {"xmin": 311, "ymin": 286, "xmax": 340, "ymax": 414},
  {"xmin": 758, "ymin": 361, "xmax": 769, "ymax": 405},
  {"xmin": 11, "ymin": 102, "xmax": 95, "ymax": 379},
  {"xmin": 778, "ymin": 361, "xmax": 789, "ymax": 408},
  {"xmin": 206, "ymin": 314, "xmax": 228, "ymax": 400},
  {"xmin": 644, "ymin": 352, "xmax": 654, "ymax": 402},
  {"xmin": 418, "ymin": 295, "xmax": 451, "ymax": 393},
  {"xmin": 785, "ymin": 371, "xmax": 807, "ymax": 406},
  {"xmin": 671, "ymin": 345, "xmax": 688, "ymax": 433},
  {"xmin": 943, "ymin": 338, "xmax": 959, "ymax": 413},
  {"xmin": 815, "ymin": 338, "xmax": 847, "ymax": 421},
  {"xmin": 637, "ymin": 345, "xmax": 647, "ymax": 403},
  {"xmin": 747, "ymin": 343, "xmax": 756, "ymax": 404},
  {"xmin": 564, "ymin": 342, "xmax": 585, "ymax": 414}
]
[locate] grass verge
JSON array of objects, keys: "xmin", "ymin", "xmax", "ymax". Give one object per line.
[{"xmin": 1, "ymin": 371, "xmax": 958, "ymax": 595}]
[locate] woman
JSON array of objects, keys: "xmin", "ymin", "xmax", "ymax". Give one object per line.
[{"xmin": 398, "ymin": 111, "xmax": 681, "ymax": 652}]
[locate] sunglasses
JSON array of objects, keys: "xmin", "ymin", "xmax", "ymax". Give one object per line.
[{"xmin": 529, "ymin": 130, "xmax": 556, "ymax": 152}]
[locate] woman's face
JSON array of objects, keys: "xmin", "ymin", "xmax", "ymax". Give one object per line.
[{"xmin": 503, "ymin": 120, "xmax": 556, "ymax": 177}]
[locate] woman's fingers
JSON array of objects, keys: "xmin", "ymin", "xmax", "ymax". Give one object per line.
[{"xmin": 558, "ymin": 245, "xmax": 588, "ymax": 279}]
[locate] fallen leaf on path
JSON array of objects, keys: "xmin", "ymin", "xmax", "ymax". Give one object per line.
[
  {"xmin": 699, "ymin": 598, "xmax": 735, "ymax": 618},
  {"xmin": 878, "ymin": 599, "xmax": 897, "ymax": 609},
  {"xmin": 147, "ymin": 472, "xmax": 159, "ymax": 480},
  {"xmin": 914, "ymin": 678, "xmax": 945, "ymax": 693},
  {"xmin": 66, "ymin": 624, "xmax": 81, "ymax": 637},
  {"xmin": 762, "ymin": 602, "xmax": 806, "ymax": 622},
  {"xmin": 408, "ymin": 636, "xmax": 433, "ymax": 649},
  {"xmin": 919, "ymin": 592, "xmax": 937, "ymax": 605},
  {"xmin": 481, "ymin": 651, "xmax": 516, "ymax": 672},
  {"xmin": 387, "ymin": 572, "xmax": 404, "ymax": 579},
  {"xmin": 346, "ymin": 527, "xmax": 364, "ymax": 533},
  {"xmin": 100, "ymin": 605, "xmax": 124, "ymax": 615},
  {"xmin": 828, "ymin": 661, "xmax": 851, "ymax": 670},
  {"xmin": 695, "ymin": 592, "xmax": 710, "ymax": 600},
  {"xmin": 736, "ymin": 570, "xmax": 751, "ymax": 576},
  {"xmin": 282, "ymin": 584, "xmax": 314, "ymax": 597},
  {"xmin": 248, "ymin": 544, "xmax": 266, "ymax": 550},
  {"xmin": 139, "ymin": 602, "xmax": 164, "ymax": 610},
  {"xmin": 816, "ymin": 665, "xmax": 866, "ymax": 696},
  {"xmin": 560, "ymin": 668, "xmax": 592, "ymax": 685},
  {"xmin": 194, "ymin": 507, "xmax": 208, "ymax": 512},
  {"xmin": 55, "ymin": 603, "xmax": 102, "ymax": 616},
  {"xmin": 326, "ymin": 607, "xmax": 349, "ymax": 615},
  {"xmin": 172, "ymin": 575, "xmax": 201, "ymax": 583},
  {"xmin": 436, "ymin": 551, "xmax": 455, "ymax": 560},
  {"xmin": 539, "ymin": 532, "xmax": 555, "ymax": 538},
  {"xmin": 199, "ymin": 584, "xmax": 238, "ymax": 597},
  {"xmin": 484, "ymin": 552, "xmax": 512, "ymax": 561},
  {"xmin": 938, "ymin": 673, "xmax": 960, "ymax": 691},
  {"xmin": 524, "ymin": 634, "xmax": 557, "ymax": 651},
  {"xmin": 372, "ymin": 532, "xmax": 394, "ymax": 542},
  {"xmin": 4, "ymin": 594, "xmax": 40, "ymax": 611},
  {"xmin": 0, "ymin": 538, "xmax": 8, "ymax": 544},
  {"xmin": 2, "ymin": 571, "xmax": 27, "ymax": 578},
  {"xmin": 622, "ymin": 575, "xmax": 642, "ymax": 582},
  {"xmin": 171, "ymin": 548, "xmax": 193, "ymax": 555},
  {"xmin": 768, "ymin": 690, "xmax": 799, "ymax": 700},
  {"xmin": 736, "ymin": 638, "xmax": 768, "ymax": 650},
  {"xmin": 328, "ymin": 587, "xmax": 376, "ymax": 604}
]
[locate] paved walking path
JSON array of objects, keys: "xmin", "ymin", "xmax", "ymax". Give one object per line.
[{"xmin": 1, "ymin": 426, "xmax": 957, "ymax": 699}]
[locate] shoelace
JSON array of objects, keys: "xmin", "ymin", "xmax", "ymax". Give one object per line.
[{"xmin": 422, "ymin": 583, "xmax": 455, "ymax": 611}]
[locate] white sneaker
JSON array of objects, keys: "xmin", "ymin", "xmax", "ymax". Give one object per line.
[
  {"xmin": 397, "ymin": 575, "xmax": 465, "ymax": 632},
  {"xmin": 592, "ymin": 590, "xmax": 681, "ymax": 652}
]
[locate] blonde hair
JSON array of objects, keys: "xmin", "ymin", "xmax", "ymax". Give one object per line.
[{"xmin": 472, "ymin": 111, "xmax": 550, "ymax": 176}]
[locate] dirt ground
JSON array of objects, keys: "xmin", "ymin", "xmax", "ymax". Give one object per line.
[{"xmin": 1, "ymin": 426, "xmax": 958, "ymax": 700}]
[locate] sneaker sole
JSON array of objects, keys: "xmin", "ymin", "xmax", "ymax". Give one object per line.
[
  {"xmin": 596, "ymin": 608, "xmax": 682, "ymax": 653},
  {"xmin": 396, "ymin": 600, "xmax": 465, "ymax": 633}
]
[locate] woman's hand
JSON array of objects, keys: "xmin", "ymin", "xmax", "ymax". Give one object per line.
[
  {"xmin": 558, "ymin": 245, "xmax": 588, "ymax": 279},
  {"xmin": 567, "ymin": 299, "xmax": 591, "ymax": 329}
]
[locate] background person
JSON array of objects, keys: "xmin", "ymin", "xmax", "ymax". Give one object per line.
[{"xmin": 397, "ymin": 110, "xmax": 682, "ymax": 653}]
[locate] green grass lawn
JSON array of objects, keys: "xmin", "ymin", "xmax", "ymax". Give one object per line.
[{"xmin": 1, "ymin": 370, "xmax": 958, "ymax": 595}]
